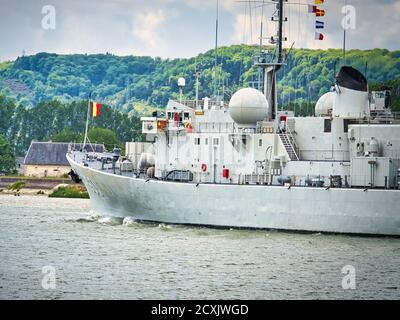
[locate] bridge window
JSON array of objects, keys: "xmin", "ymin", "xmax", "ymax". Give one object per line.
[
  {"xmin": 343, "ymin": 119, "xmax": 357, "ymax": 133},
  {"xmin": 194, "ymin": 138, "xmax": 200, "ymax": 145},
  {"xmin": 324, "ymin": 119, "xmax": 332, "ymax": 133},
  {"xmin": 259, "ymin": 139, "xmax": 262, "ymax": 147},
  {"xmin": 213, "ymin": 138, "xmax": 219, "ymax": 145}
]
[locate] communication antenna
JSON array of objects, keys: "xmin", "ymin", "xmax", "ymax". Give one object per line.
[
  {"xmin": 194, "ymin": 63, "xmax": 201, "ymax": 109},
  {"xmin": 257, "ymin": 0, "xmax": 265, "ymax": 91},
  {"xmin": 214, "ymin": 0, "xmax": 219, "ymax": 98},
  {"xmin": 343, "ymin": 0, "xmax": 347, "ymax": 64}
]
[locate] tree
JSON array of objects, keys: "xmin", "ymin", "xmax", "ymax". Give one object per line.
[
  {"xmin": 87, "ymin": 128, "xmax": 121, "ymax": 150},
  {"xmin": 2, "ymin": 46, "xmax": 399, "ymax": 110},
  {"xmin": 0, "ymin": 134, "xmax": 16, "ymax": 174},
  {"xmin": 51, "ymin": 129, "xmax": 83, "ymax": 143},
  {"xmin": 0, "ymin": 95, "xmax": 16, "ymax": 136}
]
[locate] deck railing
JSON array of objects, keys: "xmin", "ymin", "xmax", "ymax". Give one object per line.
[{"xmin": 174, "ymin": 99, "xmax": 229, "ymax": 109}]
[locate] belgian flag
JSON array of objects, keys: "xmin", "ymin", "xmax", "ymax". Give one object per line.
[{"xmin": 89, "ymin": 101, "xmax": 101, "ymax": 117}]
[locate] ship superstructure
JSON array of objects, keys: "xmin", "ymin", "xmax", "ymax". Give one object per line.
[{"xmin": 140, "ymin": 66, "xmax": 400, "ymax": 190}]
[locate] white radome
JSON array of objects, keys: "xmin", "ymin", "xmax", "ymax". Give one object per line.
[
  {"xmin": 315, "ymin": 92, "xmax": 334, "ymax": 116},
  {"xmin": 177, "ymin": 77, "xmax": 186, "ymax": 87},
  {"xmin": 229, "ymin": 88, "xmax": 269, "ymax": 126}
]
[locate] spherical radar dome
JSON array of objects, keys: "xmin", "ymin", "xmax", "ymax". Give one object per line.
[
  {"xmin": 315, "ymin": 92, "xmax": 334, "ymax": 116},
  {"xmin": 229, "ymin": 88, "xmax": 269, "ymax": 126}
]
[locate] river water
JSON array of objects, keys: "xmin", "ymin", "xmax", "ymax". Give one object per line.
[{"xmin": 0, "ymin": 194, "xmax": 399, "ymax": 300}]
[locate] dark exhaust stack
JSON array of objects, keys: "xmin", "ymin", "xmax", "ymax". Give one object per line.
[{"xmin": 336, "ymin": 66, "xmax": 368, "ymax": 92}]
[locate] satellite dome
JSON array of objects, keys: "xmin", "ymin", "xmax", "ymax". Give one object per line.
[
  {"xmin": 177, "ymin": 77, "xmax": 186, "ymax": 87},
  {"xmin": 315, "ymin": 92, "xmax": 334, "ymax": 116},
  {"xmin": 229, "ymin": 88, "xmax": 269, "ymax": 127}
]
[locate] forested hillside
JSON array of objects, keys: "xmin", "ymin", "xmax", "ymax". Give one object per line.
[
  {"xmin": 0, "ymin": 95, "xmax": 142, "ymax": 156},
  {"xmin": 1, "ymin": 45, "xmax": 400, "ymax": 114},
  {"xmin": 1, "ymin": 45, "xmax": 400, "ymax": 157}
]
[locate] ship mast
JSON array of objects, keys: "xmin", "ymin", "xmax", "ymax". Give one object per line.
[
  {"xmin": 214, "ymin": 0, "xmax": 219, "ymax": 99},
  {"xmin": 254, "ymin": 0, "xmax": 286, "ymax": 121}
]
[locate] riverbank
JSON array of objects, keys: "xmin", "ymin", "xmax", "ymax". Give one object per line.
[
  {"xmin": 0, "ymin": 177, "xmax": 87, "ymax": 198},
  {"xmin": 0, "ymin": 188, "xmax": 50, "ymax": 196},
  {"xmin": 0, "ymin": 176, "xmax": 72, "ymax": 190}
]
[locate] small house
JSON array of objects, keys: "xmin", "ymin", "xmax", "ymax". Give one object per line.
[{"xmin": 24, "ymin": 142, "xmax": 104, "ymax": 178}]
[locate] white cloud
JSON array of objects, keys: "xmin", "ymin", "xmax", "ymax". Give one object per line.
[
  {"xmin": 0, "ymin": 0, "xmax": 399, "ymax": 62},
  {"xmin": 132, "ymin": 9, "xmax": 170, "ymax": 53},
  {"xmin": 232, "ymin": 13, "xmax": 265, "ymax": 45},
  {"xmin": 184, "ymin": 0, "xmax": 236, "ymax": 12}
]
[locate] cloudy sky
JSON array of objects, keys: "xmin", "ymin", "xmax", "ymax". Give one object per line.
[{"xmin": 0, "ymin": 0, "xmax": 399, "ymax": 62}]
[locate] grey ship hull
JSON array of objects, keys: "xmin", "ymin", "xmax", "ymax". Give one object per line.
[{"xmin": 67, "ymin": 154, "xmax": 400, "ymax": 236}]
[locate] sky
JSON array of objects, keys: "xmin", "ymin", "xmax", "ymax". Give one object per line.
[{"xmin": 0, "ymin": 0, "xmax": 399, "ymax": 62}]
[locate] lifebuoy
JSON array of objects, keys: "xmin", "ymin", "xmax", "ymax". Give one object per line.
[
  {"xmin": 185, "ymin": 122, "xmax": 193, "ymax": 132},
  {"xmin": 201, "ymin": 163, "xmax": 207, "ymax": 172}
]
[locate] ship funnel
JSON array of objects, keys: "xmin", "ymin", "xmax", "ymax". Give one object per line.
[
  {"xmin": 333, "ymin": 66, "xmax": 369, "ymax": 119},
  {"xmin": 336, "ymin": 66, "xmax": 368, "ymax": 92}
]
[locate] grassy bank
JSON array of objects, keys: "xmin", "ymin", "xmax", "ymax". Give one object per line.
[{"xmin": 49, "ymin": 184, "xmax": 89, "ymax": 199}]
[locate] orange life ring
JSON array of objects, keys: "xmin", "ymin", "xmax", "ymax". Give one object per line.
[
  {"xmin": 185, "ymin": 122, "xmax": 193, "ymax": 133},
  {"xmin": 201, "ymin": 163, "xmax": 207, "ymax": 172}
]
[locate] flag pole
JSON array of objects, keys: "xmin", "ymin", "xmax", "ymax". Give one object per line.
[{"xmin": 83, "ymin": 93, "xmax": 91, "ymax": 151}]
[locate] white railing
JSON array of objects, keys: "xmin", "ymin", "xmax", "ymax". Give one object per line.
[{"xmin": 174, "ymin": 99, "xmax": 229, "ymax": 109}]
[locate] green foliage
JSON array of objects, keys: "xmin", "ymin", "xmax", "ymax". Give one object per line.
[
  {"xmin": 0, "ymin": 95, "xmax": 16, "ymax": 136},
  {"xmin": 49, "ymin": 185, "xmax": 89, "ymax": 199},
  {"xmin": 87, "ymin": 128, "xmax": 120, "ymax": 150},
  {"xmin": 1, "ymin": 46, "xmax": 399, "ymax": 153},
  {"xmin": 1, "ymin": 97, "xmax": 142, "ymax": 155},
  {"xmin": 7, "ymin": 181, "xmax": 25, "ymax": 191},
  {"xmin": 1, "ymin": 46, "xmax": 399, "ymax": 111},
  {"xmin": 51, "ymin": 129, "xmax": 83, "ymax": 143},
  {"xmin": 0, "ymin": 134, "xmax": 16, "ymax": 174}
]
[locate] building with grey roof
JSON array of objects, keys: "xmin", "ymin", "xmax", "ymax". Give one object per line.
[{"xmin": 23, "ymin": 142, "xmax": 104, "ymax": 178}]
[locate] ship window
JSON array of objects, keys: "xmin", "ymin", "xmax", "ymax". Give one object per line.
[
  {"xmin": 194, "ymin": 138, "xmax": 200, "ymax": 145},
  {"xmin": 205, "ymin": 138, "xmax": 208, "ymax": 145},
  {"xmin": 324, "ymin": 119, "xmax": 332, "ymax": 133},
  {"xmin": 259, "ymin": 139, "xmax": 262, "ymax": 147},
  {"xmin": 167, "ymin": 112, "xmax": 174, "ymax": 120},
  {"xmin": 343, "ymin": 120, "xmax": 348, "ymax": 133},
  {"xmin": 213, "ymin": 138, "xmax": 219, "ymax": 145},
  {"xmin": 343, "ymin": 119, "xmax": 356, "ymax": 133},
  {"xmin": 183, "ymin": 112, "xmax": 190, "ymax": 120}
]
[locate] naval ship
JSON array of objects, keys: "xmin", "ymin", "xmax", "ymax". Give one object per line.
[{"xmin": 67, "ymin": 1, "xmax": 400, "ymax": 236}]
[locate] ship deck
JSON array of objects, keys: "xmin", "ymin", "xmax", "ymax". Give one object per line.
[{"xmin": 67, "ymin": 150, "xmax": 400, "ymax": 191}]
